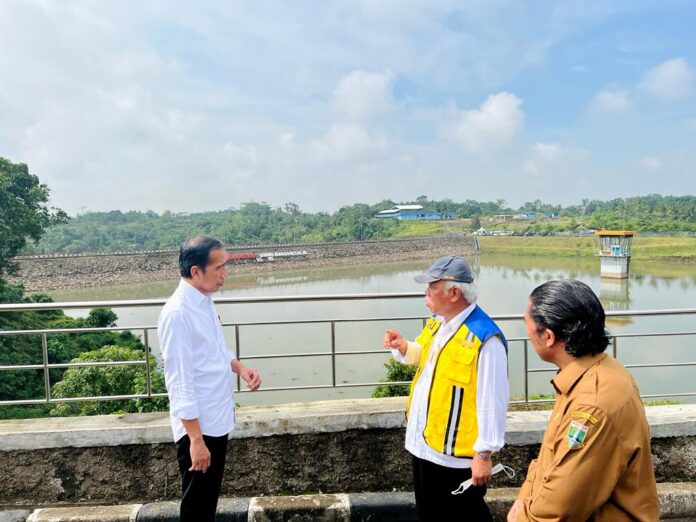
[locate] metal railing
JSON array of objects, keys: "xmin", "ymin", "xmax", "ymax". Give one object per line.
[{"xmin": 1, "ymin": 295, "xmax": 695, "ymax": 407}]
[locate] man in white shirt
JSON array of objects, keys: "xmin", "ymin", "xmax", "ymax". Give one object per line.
[
  {"xmin": 158, "ymin": 236, "xmax": 261, "ymax": 521},
  {"xmin": 383, "ymin": 256, "xmax": 508, "ymax": 521}
]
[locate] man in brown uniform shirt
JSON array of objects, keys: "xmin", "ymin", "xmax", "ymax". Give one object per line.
[{"xmin": 508, "ymin": 280, "xmax": 659, "ymax": 522}]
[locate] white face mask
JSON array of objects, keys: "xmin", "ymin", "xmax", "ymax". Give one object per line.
[{"xmin": 451, "ymin": 463, "xmax": 516, "ymax": 495}]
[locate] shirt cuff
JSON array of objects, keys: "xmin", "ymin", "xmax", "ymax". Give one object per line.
[
  {"xmin": 391, "ymin": 341, "xmax": 420, "ymax": 365},
  {"xmin": 170, "ymin": 400, "xmax": 199, "ymax": 421},
  {"xmin": 473, "ymin": 438, "xmax": 504, "ymax": 453}
]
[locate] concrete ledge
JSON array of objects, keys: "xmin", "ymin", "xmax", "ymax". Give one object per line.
[
  {"xmin": 249, "ymin": 494, "xmax": 350, "ymax": 521},
  {"xmin": 27, "ymin": 504, "xmax": 141, "ymax": 522},
  {"xmin": 0, "ymin": 511, "xmax": 31, "ymax": 522},
  {"xmin": 347, "ymin": 492, "xmax": 416, "ymax": 521},
  {"xmin": 0, "ymin": 398, "xmax": 410, "ymax": 451},
  {"xmin": 13, "ymin": 483, "xmax": 696, "ymax": 521},
  {"xmin": 3, "ymin": 400, "xmax": 696, "ymax": 451},
  {"xmin": 135, "ymin": 498, "xmax": 249, "ymax": 521}
]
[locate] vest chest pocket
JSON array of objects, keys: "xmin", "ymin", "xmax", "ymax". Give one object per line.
[{"xmin": 445, "ymin": 347, "xmax": 477, "ymax": 387}]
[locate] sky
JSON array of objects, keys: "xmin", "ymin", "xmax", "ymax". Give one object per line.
[{"xmin": 1, "ymin": 1, "xmax": 695, "ymax": 216}]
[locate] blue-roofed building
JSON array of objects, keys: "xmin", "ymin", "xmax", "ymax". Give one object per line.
[{"xmin": 375, "ymin": 205, "xmax": 451, "ymax": 220}]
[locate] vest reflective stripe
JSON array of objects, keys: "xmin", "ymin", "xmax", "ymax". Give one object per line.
[
  {"xmin": 406, "ymin": 307, "xmax": 506, "ymax": 458},
  {"xmin": 445, "ymin": 385, "xmax": 464, "ymax": 455}
]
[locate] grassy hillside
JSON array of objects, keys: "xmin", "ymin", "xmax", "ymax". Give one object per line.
[{"xmin": 479, "ymin": 235, "xmax": 696, "ymax": 261}]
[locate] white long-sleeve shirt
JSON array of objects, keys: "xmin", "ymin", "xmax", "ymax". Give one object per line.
[
  {"xmin": 158, "ymin": 279, "xmax": 236, "ymax": 442},
  {"xmin": 392, "ymin": 303, "xmax": 509, "ymax": 468}
]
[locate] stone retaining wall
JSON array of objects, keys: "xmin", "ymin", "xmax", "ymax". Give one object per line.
[
  {"xmin": 10, "ymin": 236, "xmax": 477, "ymax": 292},
  {"xmin": 2, "ymin": 399, "xmax": 695, "ymax": 507}
]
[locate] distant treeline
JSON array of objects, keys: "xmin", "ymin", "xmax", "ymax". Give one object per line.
[{"xmin": 25, "ymin": 195, "xmax": 696, "ymax": 254}]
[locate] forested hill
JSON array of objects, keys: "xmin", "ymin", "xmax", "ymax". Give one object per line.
[{"xmin": 25, "ymin": 195, "xmax": 696, "ymax": 254}]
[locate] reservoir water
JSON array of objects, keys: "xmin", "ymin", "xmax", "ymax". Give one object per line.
[{"xmin": 48, "ymin": 255, "xmax": 696, "ymax": 406}]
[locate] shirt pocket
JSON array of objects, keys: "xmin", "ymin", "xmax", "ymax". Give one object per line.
[{"xmin": 445, "ymin": 347, "xmax": 477, "ymax": 387}]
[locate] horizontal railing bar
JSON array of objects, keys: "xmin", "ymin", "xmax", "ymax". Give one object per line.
[
  {"xmin": 0, "ymin": 323, "xmax": 524, "ymax": 339},
  {"xmin": 3, "ymin": 326, "xmax": 694, "ymax": 340},
  {"xmin": 624, "ymin": 362, "xmax": 696, "ymax": 369},
  {"xmin": 235, "ymin": 382, "xmax": 412, "ymax": 393},
  {"xmin": 609, "ymin": 331, "xmax": 696, "ymax": 339},
  {"xmin": 529, "ymin": 360, "xmax": 696, "ymax": 374},
  {"xmin": 46, "ymin": 361, "xmax": 146, "ymax": 369},
  {"xmin": 0, "ymin": 292, "xmax": 425, "ymax": 312},
  {"xmin": 640, "ymin": 392, "xmax": 696, "ymax": 398},
  {"xmin": 4, "ymin": 352, "xmax": 696, "ymax": 373},
  {"xmin": 0, "ymin": 364, "xmax": 45, "ymax": 371},
  {"xmin": 0, "ymin": 361, "xmax": 148, "ymax": 371},
  {"xmin": 0, "ymin": 392, "xmax": 170, "ymax": 406},
  {"xmin": 240, "ymin": 349, "xmax": 391, "ymax": 360},
  {"xmin": 220, "ymin": 316, "xmax": 426, "ymax": 327},
  {"xmin": 1, "ymin": 297, "xmax": 694, "ymax": 318},
  {"xmin": 0, "ymin": 325, "xmax": 155, "ymax": 336}
]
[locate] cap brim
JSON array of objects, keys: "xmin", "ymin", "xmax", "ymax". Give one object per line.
[{"xmin": 414, "ymin": 273, "xmax": 440, "ymax": 284}]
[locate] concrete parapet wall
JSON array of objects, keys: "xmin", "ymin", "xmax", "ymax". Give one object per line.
[{"xmin": 2, "ymin": 399, "xmax": 695, "ymax": 506}]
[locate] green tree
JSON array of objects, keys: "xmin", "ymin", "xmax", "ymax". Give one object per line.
[
  {"xmin": 50, "ymin": 345, "xmax": 168, "ymax": 416},
  {"xmin": 372, "ymin": 360, "xmax": 416, "ymax": 398},
  {"xmin": 85, "ymin": 308, "xmax": 118, "ymax": 328},
  {"xmin": 0, "ymin": 157, "xmax": 68, "ymax": 276}
]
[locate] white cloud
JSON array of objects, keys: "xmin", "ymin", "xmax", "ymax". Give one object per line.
[
  {"xmin": 333, "ymin": 70, "xmax": 394, "ymax": 124},
  {"xmin": 523, "ymin": 142, "xmax": 564, "ymax": 176},
  {"xmin": 639, "ymin": 58, "xmax": 695, "ymax": 102},
  {"xmin": 307, "ymin": 124, "xmax": 387, "ymax": 164},
  {"xmin": 640, "ymin": 156, "xmax": 662, "ymax": 171},
  {"xmin": 589, "ymin": 89, "xmax": 630, "ymax": 113},
  {"xmin": 534, "ymin": 142, "xmax": 563, "ymax": 161},
  {"xmin": 443, "ymin": 92, "xmax": 524, "ymax": 152}
]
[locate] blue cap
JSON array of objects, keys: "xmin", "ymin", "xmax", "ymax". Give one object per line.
[{"xmin": 414, "ymin": 256, "xmax": 474, "ymax": 284}]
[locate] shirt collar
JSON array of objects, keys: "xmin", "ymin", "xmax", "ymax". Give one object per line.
[
  {"xmin": 438, "ymin": 302, "xmax": 477, "ymax": 333},
  {"xmin": 551, "ymin": 352, "xmax": 607, "ymax": 395},
  {"xmin": 178, "ymin": 278, "xmax": 212, "ymax": 306}
]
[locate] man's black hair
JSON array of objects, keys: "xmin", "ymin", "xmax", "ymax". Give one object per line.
[
  {"xmin": 528, "ymin": 279, "xmax": 610, "ymax": 357},
  {"xmin": 179, "ymin": 236, "xmax": 224, "ymax": 278}
]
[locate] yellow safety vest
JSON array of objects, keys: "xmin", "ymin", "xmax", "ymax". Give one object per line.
[{"xmin": 406, "ymin": 310, "xmax": 505, "ymax": 458}]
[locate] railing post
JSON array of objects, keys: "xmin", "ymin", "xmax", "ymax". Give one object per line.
[
  {"xmin": 41, "ymin": 333, "xmax": 51, "ymax": 402},
  {"xmin": 143, "ymin": 329, "xmax": 152, "ymax": 396},
  {"xmin": 523, "ymin": 339, "xmax": 529, "ymax": 403},
  {"xmin": 235, "ymin": 324, "xmax": 241, "ymax": 392},
  {"xmin": 331, "ymin": 321, "xmax": 336, "ymax": 388},
  {"xmin": 612, "ymin": 336, "xmax": 618, "ymax": 358}
]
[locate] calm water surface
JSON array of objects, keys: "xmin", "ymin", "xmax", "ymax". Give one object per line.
[{"xmin": 49, "ymin": 255, "xmax": 696, "ymax": 406}]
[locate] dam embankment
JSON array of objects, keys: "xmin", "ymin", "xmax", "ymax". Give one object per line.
[{"xmin": 10, "ymin": 236, "xmax": 477, "ymax": 292}]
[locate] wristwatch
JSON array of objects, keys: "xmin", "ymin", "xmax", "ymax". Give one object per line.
[{"xmin": 476, "ymin": 451, "xmax": 492, "ymax": 461}]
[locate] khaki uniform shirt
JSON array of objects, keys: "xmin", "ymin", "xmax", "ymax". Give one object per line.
[{"xmin": 515, "ymin": 353, "xmax": 659, "ymax": 522}]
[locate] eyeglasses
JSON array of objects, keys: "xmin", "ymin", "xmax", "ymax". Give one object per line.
[{"xmin": 425, "ymin": 281, "xmax": 444, "ymax": 294}]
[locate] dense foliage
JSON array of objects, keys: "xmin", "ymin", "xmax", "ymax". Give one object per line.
[
  {"xmin": 24, "ymin": 194, "xmax": 696, "ymax": 254},
  {"xmin": 0, "ymin": 290, "xmax": 168, "ymax": 418},
  {"xmin": 0, "ymin": 156, "xmax": 167, "ymax": 419},
  {"xmin": 50, "ymin": 345, "xmax": 167, "ymax": 417},
  {"xmin": 0, "ymin": 157, "xmax": 67, "ymax": 274}
]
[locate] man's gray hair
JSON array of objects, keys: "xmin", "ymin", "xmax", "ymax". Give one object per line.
[{"xmin": 444, "ymin": 280, "xmax": 478, "ymax": 304}]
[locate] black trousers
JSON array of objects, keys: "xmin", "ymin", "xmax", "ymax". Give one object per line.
[
  {"xmin": 412, "ymin": 455, "xmax": 492, "ymax": 522},
  {"xmin": 176, "ymin": 433, "xmax": 229, "ymax": 522}
]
